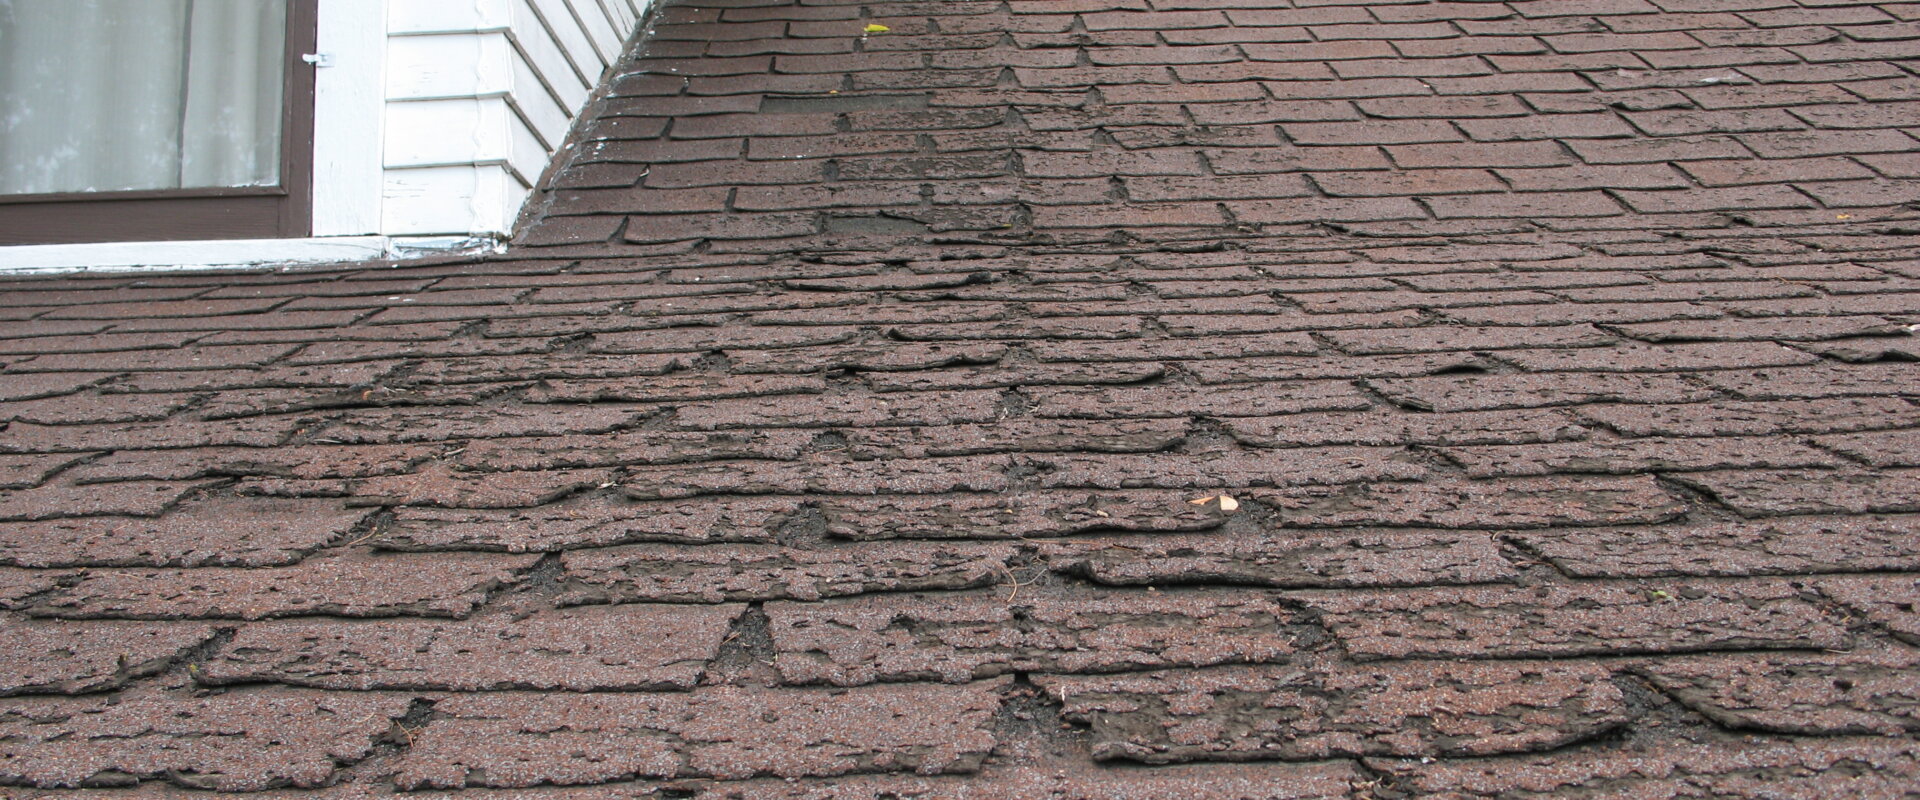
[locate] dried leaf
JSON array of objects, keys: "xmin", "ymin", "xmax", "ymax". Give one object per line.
[
  {"xmin": 1218, "ymin": 495, "xmax": 1240, "ymax": 512},
  {"xmin": 1188, "ymin": 495, "xmax": 1216, "ymax": 506}
]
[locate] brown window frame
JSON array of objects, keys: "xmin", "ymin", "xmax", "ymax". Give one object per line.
[{"xmin": 0, "ymin": 0, "xmax": 319, "ymax": 245}]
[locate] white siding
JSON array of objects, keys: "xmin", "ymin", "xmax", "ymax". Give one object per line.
[
  {"xmin": 368, "ymin": 0, "xmax": 649, "ymax": 237},
  {"xmin": 381, "ymin": 164, "xmax": 524, "ymax": 235}
]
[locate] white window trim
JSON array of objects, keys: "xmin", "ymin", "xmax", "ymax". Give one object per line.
[
  {"xmin": 310, "ymin": 0, "xmax": 389, "ymax": 238},
  {"xmin": 0, "ymin": 237, "xmax": 392, "ymax": 274}
]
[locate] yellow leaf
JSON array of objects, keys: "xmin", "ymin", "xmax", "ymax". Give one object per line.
[{"xmin": 864, "ymin": 23, "xmax": 890, "ymax": 33}]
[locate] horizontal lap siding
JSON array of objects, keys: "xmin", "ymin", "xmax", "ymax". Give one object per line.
[{"xmin": 381, "ymin": 0, "xmax": 647, "ymax": 236}]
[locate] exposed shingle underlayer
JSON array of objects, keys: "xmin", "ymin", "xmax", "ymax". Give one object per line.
[{"xmin": 3, "ymin": 0, "xmax": 1920, "ymax": 796}]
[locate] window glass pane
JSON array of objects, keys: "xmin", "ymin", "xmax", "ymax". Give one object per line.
[{"xmin": 0, "ymin": 0, "xmax": 286, "ymax": 195}]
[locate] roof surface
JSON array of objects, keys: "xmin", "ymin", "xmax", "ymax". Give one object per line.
[{"xmin": 3, "ymin": 0, "xmax": 1920, "ymax": 796}]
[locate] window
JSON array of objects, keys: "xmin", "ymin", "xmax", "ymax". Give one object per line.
[{"xmin": 0, "ymin": 0, "xmax": 317, "ymax": 244}]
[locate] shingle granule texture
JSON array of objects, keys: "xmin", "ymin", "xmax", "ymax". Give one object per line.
[{"xmin": 3, "ymin": 0, "xmax": 1919, "ymax": 793}]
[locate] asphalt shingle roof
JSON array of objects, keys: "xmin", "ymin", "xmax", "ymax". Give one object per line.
[{"xmin": 3, "ymin": 0, "xmax": 1920, "ymax": 796}]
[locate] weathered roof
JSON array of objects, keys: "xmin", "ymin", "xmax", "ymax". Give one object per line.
[{"xmin": 3, "ymin": 0, "xmax": 1920, "ymax": 796}]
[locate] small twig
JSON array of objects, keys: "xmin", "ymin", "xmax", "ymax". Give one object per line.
[
  {"xmin": 1001, "ymin": 564, "xmax": 1032, "ymax": 604},
  {"xmin": 341, "ymin": 524, "xmax": 387, "ymax": 548}
]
